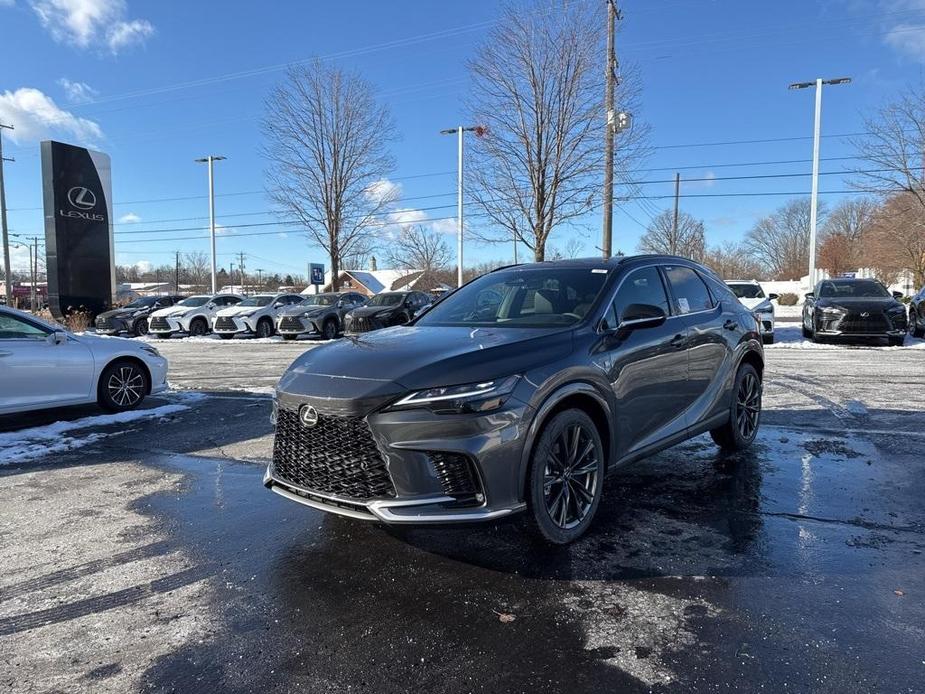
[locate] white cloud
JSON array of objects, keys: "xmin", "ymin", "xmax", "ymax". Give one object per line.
[
  {"xmin": 878, "ymin": 1, "xmax": 925, "ymax": 60},
  {"xmin": 430, "ymin": 217, "xmax": 459, "ymax": 235},
  {"xmin": 29, "ymin": 0, "xmax": 154, "ymax": 54},
  {"xmin": 57, "ymin": 77, "xmax": 99, "ymax": 104},
  {"xmin": 214, "ymin": 224, "xmax": 231, "ymax": 235},
  {"xmin": 365, "ymin": 178, "xmax": 402, "ymax": 205},
  {"xmin": 133, "ymin": 260, "xmax": 152, "ymax": 273},
  {"xmin": 0, "ymin": 87, "xmax": 103, "ymax": 145},
  {"xmin": 387, "ymin": 208, "xmax": 427, "ymax": 226},
  {"xmin": 118, "ymin": 212, "xmax": 140, "ymax": 224}
]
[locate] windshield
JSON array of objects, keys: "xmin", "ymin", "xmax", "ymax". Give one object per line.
[
  {"xmin": 368, "ymin": 293, "xmax": 403, "ymax": 307},
  {"xmin": 727, "ymin": 283, "xmax": 765, "ymax": 299},
  {"xmin": 301, "ymin": 295, "xmax": 336, "ymax": 306},
  {"xmin": 123, "ymin": 297, "xmax": 156, "ymax": 309},
  {"xmin": 818, "ymin": 280, "xmax": 891, "ymax": 299},
  {"xmin": 417, "ymin": 267, "xmax": 609, "ymax": 328},
  {"xmin": 238, "ymin": 296, "xmax": 274, "ymax": 307},
  {"xmin": 177, "ymin": 296, "xmax": 211, "ymax": 307}
]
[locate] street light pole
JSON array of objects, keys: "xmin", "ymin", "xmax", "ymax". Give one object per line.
[
  {"xmin": 789, "ymin": 77, "xmax": 850, "ymax": 288},
  {"xmin": 440, "ymin": 126, "xmax": 481, "ymax": 287},
  {"xmin": 195, "ymin": 155, "xmax": 226, "ymax": 294},
  {"xmin": 0, "ymin": 123, "xmax": 14, "ymax": 306}
]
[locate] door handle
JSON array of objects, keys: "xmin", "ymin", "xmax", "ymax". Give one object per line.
[
  {"xmin": 723, "ymin": 320, "xmax": 738, "ymax": 331},
  {"xmin": 0, "ymin": 350, "xmax": 10, "ymax": 357},
  {"xmin": 669, "ymin": 334, "xmax": 685, "ymax": 348}
]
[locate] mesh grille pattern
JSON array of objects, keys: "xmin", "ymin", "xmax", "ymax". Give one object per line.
[
  {"xmin": 214, "ymin": 316, "xmax": 238, "ymax": 332},
  {"xmin": 349, "ymin": 316, "xmax": 379, "ymax": 333},
  {"xmin": 279, "ymin": 316, "xmax": 306, "ymax": 332},
  {"xmin": 272, "ymin": 407, "xmax": 395, "ymax": 500},
  {"xmin": 149, "ymin": 316, "xmax": 171, "ymax": 332},
  {"xmin": 95, "ymin": 317, "xmax": 112, "ymax": 329},
  {"xmin": 430, "ymin": 452, "xmax": 480, "ymax": 497},
  {"xmin": 840, "ymin": 312, "xmax": 888, "ymax": 333}
]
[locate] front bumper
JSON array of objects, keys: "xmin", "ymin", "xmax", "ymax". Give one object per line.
[
  {"xmin": 814, "ymin": 311, "xmax": 907, "ymax": 338},
  {"xmin": 149, "ymin": 315, "xmax": 184, "ymax": 335},
  {"xmin": 265, "ymin": 393, "xmax": 532, "ymax": 524},
  {"xmin": 213, "ymin": 315, "xmax": 255, "ymax": 335},
  {"xmin": 94, "ymin": 316, "xmax": 131, "ymax": 334},
  {"xmin": 277, "ymin": 315, "xmax": 320, "ymax": 336}
]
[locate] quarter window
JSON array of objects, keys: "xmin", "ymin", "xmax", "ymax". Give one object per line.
[
  {"xmin": 611, "ymin": 267, "xmax": 670, "ymax": 322},
  {"xmin": 664, "ymin": 265, "xmax": 714, "ymax": 314}
]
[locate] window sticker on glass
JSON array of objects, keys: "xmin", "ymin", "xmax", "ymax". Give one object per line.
[
  {"xmin": 678, "ymin": 297, "xmax": 690, "ymax": 313},
  {"xmin": 591, "ymin": 269, "xmax": 608, "ymax": 273}
]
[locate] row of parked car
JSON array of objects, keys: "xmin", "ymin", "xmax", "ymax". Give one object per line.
[{"xmin": 94, "ymin": 290, "xmax": 434, "ymax": 340}]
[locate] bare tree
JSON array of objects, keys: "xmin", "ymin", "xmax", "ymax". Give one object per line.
[
  {"xmin": 852, "ymin": 83, "xmax": 925, "ymax": 208},
  {"xmin": 548, "ymin": 235, "xmax": 586, "ymax": 260},
  {"xmin": 702, "ymin": 241, "xmax": 764, "ymax": 280},
  {"xmin": 184, "ymin": 251, "xmax": 210, "ymax": 289},
  {"xmin": 863, "ymin": 193, "xmax": 925, "ymax": 287},
  {"xmin": 262, "ymin": 62, "xmax": 398, "ymax": 290},
  {"xmin": 385, "ymin": 224, "xmax": 451, "ymax": 273},
  {"xmin": 637, "ymin": 210, "xmax": 705, "ymax": 261},
  {"xmin": 466, "ymin": 1, "xmax": 647, "ymax": 261},
  {"xmin": 745, "ymin": 198, "xmax": 826, "ymax": 280},
  {"xmin": 816, "ymin": 198, "xmax": 876, "ymax": 276}
]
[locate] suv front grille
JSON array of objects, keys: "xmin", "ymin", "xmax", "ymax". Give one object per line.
[
  {"xmin": 272, "ymin": 407, "xmax": 395, "ymax": 500},
  {"xmin": 430, "ymin": 452, "xmax": 480, "ymax": 498},
  {"xmin": 214, "ymin": 316, "xmax": 238, "ymax": 332},
  {"xmin": 840, "ymin": 312, "xmax": 888, "ymax": 333},
  {"xmin": 350, "ymin": 317, "xmax": 378, "ymax": 333},
  {"xmin": 149, "ymin": 316, "xmax": 171, "ymax": 332},
  {"xmin": 279, "ymin": 316, "xmax": 305, "ymax": 332},
  {"xmin": 95, "ymin": 317, "xmax": 111, "ymax": 329}
]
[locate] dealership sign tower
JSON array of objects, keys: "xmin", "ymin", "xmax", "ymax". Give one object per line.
[{"xmin": 41, "ymin": 140, "xmax": 116, "ymax": 320}]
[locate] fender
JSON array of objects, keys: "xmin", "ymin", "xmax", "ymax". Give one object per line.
[{"xmin": 516, "ymin": 379, "xmax": 615, "ymax": 497}]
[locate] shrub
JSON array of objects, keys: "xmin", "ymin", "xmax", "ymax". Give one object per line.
[
  {"xmin": 35, "ymin": 307, "xmax": 92, "ymax": 332},
  {"xmin": 777, "ymin": 292, "xmax": 798, "ymax": 306}
]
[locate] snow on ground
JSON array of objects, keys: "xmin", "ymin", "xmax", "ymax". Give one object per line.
[
  {"xmin": 767, "ymin": 324, "xmax": 925, "ymax": 350},
  {"xmin": 0, "ymin": 392, "xmax": 207, "ymax": 465},
  {"xmin": 138, "ymin": 333, "xmax": 335, "ymax": 344}
]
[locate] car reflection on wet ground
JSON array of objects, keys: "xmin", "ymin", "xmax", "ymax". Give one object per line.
[{"xmin": 1, "ymin": 343, "xmax": 924, "ymax": 692}]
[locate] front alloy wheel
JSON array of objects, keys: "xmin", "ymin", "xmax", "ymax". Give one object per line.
[
  {"xmin": 98, "ymin": 360, "xmax": 148, "ymax": 412},
  {"xmin": 528, "ymin": 409, "xmax": 604, "ymax": 544},
  {"xmin": 133, "ymin": 319, "xmax": 149, "ymax": 337}
]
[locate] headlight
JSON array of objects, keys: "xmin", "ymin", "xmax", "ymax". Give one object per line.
[
  {"xmin": 817, "ymin": 307, "xmax": 845, "ymax": 316},
  {"xmin": 389, "ymin": 375, "xmax": 521, "ymax": 414},
  {"xmin": 754, "ymin": 305, "xmax": 773, "ymax": 314},
  {"xmin": 131, "ymin": 310, "xmax": 145, "ymax": 317},
  {"xmin": 141, "ymin": 345, "xmax": 161, "ymax": 357},
  {"xmin": 887, "ymin": 306, "xmax": 906, "ymax": 315}
]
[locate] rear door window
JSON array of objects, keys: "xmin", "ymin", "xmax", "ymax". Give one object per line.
[{"xmin": 663, "ymin": 265, "xmax": 714, "ymax": 314}]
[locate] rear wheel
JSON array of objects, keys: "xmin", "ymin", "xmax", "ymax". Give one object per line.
[
  {"xmin": 321, "ymin": 318, "xmax": 338, "ymax": 340},
  {"xmin": 132, "ymin": 319, "xmax": 149, "ymax": 337},
  {"xmin": 98, "ymin": 360, "xmax": 148, "ymax": 412},
  {"xmin": 527, "ymin": 409, "xmax": 604, "ymax": 544},
  {"xmin": 189, "ymin": 317, "xmax": 208, "ymax": 337},
  {"xmin": 710, "ymin": 363, "xmax": 762, "ymax": 452},
  {"xmin": 910, "ymin": 309, "xmax": 924, "ymax": 338}
]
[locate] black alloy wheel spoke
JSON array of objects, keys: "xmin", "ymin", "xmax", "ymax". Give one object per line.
[{"xmin": 543, "ymin": 422, "xmax": 599, "ymax": 530}]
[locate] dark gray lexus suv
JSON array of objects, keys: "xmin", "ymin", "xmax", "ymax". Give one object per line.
[{"xmin": 266, "ymin": 256, "xmax": 765, "ymax": 543}]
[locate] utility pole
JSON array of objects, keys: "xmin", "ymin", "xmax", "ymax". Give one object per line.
[
  {"xmin": 601, "ymin": 0, "xmax": 618, "ymax": 259},
  {"xmin": 789, "ymin": 77, "xmax": 850, "ymax": 288},
  {"xmin": 194, "ymin": 155, "xmax": 226, "ymax": 294},
  {"xmin": 175, "ymin": 251, "xmax": 180, "ymax": 293},
  {"xmin": 30, "ymin": 237, "xmax": 37, "ymax": 310},
  {"xmin": 671, "ymin": 173, "xmax": 681, "ymax": 255},
  {"xmin": 440, "ymin": 125, "xmax": 483, "ymax": 287},
  {"xmin": 237, "ymin": 251, "xmax": 246, "ymax": 292},
  {"xmin": 0, "ymin": 123, "xmax": 14, "ymax": 306},
  {"xmin": 230, "ymin": 263, "xmax": 235, "ymax": 292},
  {"xmin": 255, "ymin": 268, "xmax": 264, "ymax": 288}
]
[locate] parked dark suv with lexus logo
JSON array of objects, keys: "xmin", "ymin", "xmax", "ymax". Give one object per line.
[
  {"xmin": 802, "ymin": 278, "xmax": 908, "ymax": 345},
  {"xmin": 266, "ymin": 256, "xmax": 765, "ymax": 543}
]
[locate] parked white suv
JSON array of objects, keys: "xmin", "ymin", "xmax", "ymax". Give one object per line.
[
  {"xmin": 148, "ymin": 294, "xmax": 244, "ymax": 338},
  {"xmin": 726, "ymin": 280, "xmax": 778, "ymax": 344},
  {"xmin": 212, "ymin": 293, "xmax": 303, "ymax": 339}
]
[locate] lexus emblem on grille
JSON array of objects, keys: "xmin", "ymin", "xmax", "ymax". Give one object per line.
[
  {"xmin": 860, "ymin": 312, "xmax": 870, "ymax": 318},
  {"xmin": 299, "ymin": 405, "xmax": 319, "ymax": 428}
]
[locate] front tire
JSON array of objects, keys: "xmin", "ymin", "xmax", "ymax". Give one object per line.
[
  {"xmin": 256, "ymin": 318, "xmax": 274, "ymax": 338},
  {"xmin": 189, "ymin": 318, "xmax": 208, "ymax": 337},
  {"xmin": 527, "ymin": 409, "xmax": 605, "ymax": 544},
  {"xmin": 910, "ymin": 310, "xmax": 924, "ymax": 338},
  {"xmin": 132, "ymin": 319, "xmax": 149, "ymax": 337},
  {"xmin": 710, "ymin": 363, "xmax": 762, "ymax": 452},
  {"xmin": 321, "ymin": 318, "xmax": 338, "ymax": 340},
  {"xmin": 889, "ymin": 336, "xmax": 906, "ymax": 347},
  {"xmin": 762, "ymin": 333, "xmax": 774, "ymax": 345},
  {"xmin": 98, "ymin": 360, "xmax": 148, "ymax": 413},
  {"xmin": 282, "ymin": 334, "xmax": 297, "ymax": 341}
]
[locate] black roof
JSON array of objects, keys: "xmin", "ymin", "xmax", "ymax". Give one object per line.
[{"xmin": 490, "ymin": 254, "xmax": 703, "ymax": 272}]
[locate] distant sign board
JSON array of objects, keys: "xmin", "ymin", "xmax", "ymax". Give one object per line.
[
  {"xmin": 838, "ymin": 272, "xmax": 857, "ymax": 279},
  {"xmin": 310, "ymin": 263, "xmax": 324, "ymax": 285},
  {"xmin": 41, "ymin": 140, "xmax": 115, "ymax": 319}
]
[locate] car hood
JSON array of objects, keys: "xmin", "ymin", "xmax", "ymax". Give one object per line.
[
  {"xmin": 280, "ymin": 304, "xmax": 328, "ymax": 318},
  {"xmin": 349, "ymin": 305, "xmax": 400, "ymax": 318},
  {"xmin": 217, "ymin": 305, "xmax": 266, "ymax": 317},
  {"xmin": 815, "ymin": 297, "xmax": 902, "ymax": 311},
  {"xmin": 151, "ymin": 305, "xmax": 192, "ymax": 318},
  {"xmin": 277, "ymin": 325, "xmax": 573, "ymax": 413},
  {"xmin": 736, "ymin": 297, "xmax": 772, "ymax": 311},
  {"xmin": 73, "ymin": 331, "xmax": 149, "ymax": 352},
  {"xmin": 97, "ymin": 307, "xmax": 141, "ymax": 320}
]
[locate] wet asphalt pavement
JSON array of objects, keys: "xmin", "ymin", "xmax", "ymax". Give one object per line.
[{"xmin": 1, "ymin": 337, "xmax": 924, "ymax": 693}]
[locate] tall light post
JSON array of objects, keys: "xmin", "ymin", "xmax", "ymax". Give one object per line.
[
  {"xmin": 1, "ymin": 123, "xmax": 14, "ymax": 306},
  {"xmin": 789, "ymin": 77, "xmax": 850, "ymax": 288},
  {"xmin": 440, "ymin": 125, "xmax": 484, "ymax": 287},
  {"xmin": 194, "ymin": 155, "xmax": 226, "ymax": 294}
]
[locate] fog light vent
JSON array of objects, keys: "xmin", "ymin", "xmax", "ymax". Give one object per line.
[{"xmin": 429, "ymin": 452, "xmax": 481, "ymax": 499}]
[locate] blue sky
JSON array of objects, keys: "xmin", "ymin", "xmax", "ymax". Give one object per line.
[{"xmin": 2, "ymin": 0, "xmax": 925, "ymax": 279}]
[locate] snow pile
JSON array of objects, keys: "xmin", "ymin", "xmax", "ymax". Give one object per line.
[
  {"xmin": 0, "ymin": 392, "xmax": 206, "ymax": 465},
  {"xmin": 767, "ymin": 325, "xmax": 925, "ymax": 350}
]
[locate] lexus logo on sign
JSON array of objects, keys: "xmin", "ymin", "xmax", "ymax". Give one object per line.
[
  {"xmin": 299, "ymin": 405, "xmax": 319, "ymax": 428},
  {"xmin": 67, "ymin": 186, "xmax": 97, "ymax": 210}
]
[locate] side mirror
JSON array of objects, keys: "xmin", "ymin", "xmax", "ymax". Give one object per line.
[
  {"xmin": 207, "ymin": 303, "xmax": 215, "ymax": 309},
  {"xmin": 768, "ymin": 293, "xmax": 780, "ymax": 301},
  {"xmin": 47, "ymin": 331, "xmax": 67, "ymax": 345},
  {"xmin": 804, "ymin": 292, "xmax": 814, "ymax": 299},
  {"xmin": 892, "ymin": 291, "xmax": 904, "ymax": 299},
  {"xmin": 617, "ymin": 304, "xmax": 667, "ymax": 330}
]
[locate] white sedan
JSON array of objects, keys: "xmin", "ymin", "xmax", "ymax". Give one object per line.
[{"xmin": 0, "ymin": 306, "xmax": 169, "ymax": 415}]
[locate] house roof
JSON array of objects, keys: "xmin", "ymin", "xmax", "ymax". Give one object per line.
[{"xmin": 305, "ymin": 269, "xmax": 425, "ymax": 294}]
